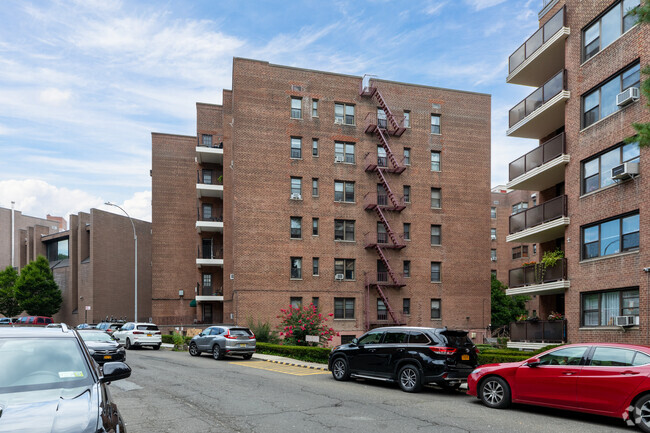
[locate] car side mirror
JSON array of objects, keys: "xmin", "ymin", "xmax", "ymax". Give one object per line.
[
  {"xmin": 525, "ymin": 358, "xmax": 541, "ymax": 368},
  {"xmin": 101, "ymin": 362, "xmax": 132, "ymax": 383},
  {"xmin": 351, "ymin": 338, "xmax": 358, "ymax": 346},
  {"xmin": 199, "ymin": 332, "xmax": 204, "ymax": 337},
  {"xmin": 113, "ymin": 336, "xmax": 120, "ymax": 341}
]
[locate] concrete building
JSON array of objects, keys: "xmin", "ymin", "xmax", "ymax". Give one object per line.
[
  {"xmin": 503, "ymin": 0, "xmax": 648, "ymax": 347},
  {"xmin": 152, "ymin": 58, "xmax": 491, "ymax": 344},
  {"xmin": 1, "ymin": 206, "xmax": 152, "ymax": 325}
]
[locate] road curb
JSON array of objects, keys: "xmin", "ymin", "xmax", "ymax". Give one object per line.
[{"xmin": 257, "ymin": 358, "xmax": 329, "ymax": 371}]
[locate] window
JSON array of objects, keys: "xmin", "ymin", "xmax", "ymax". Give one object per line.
[
  {"xmin": 431, "ymin": 299, "xmax": 441, "ymax": 319},
  {"xmin": 312, "ymin": 297, "xmax": 319, "ymax": 308},
  {"xmin": 334, "ymin": 219, "xmax": 355, "ymax": 241},
  {"xmin": 512, "ymin": 202, "xmax": 529, "ymax": 214},
  {"xmin": 583, "ymin": 62, "xmax": 640, "ymax": 128},
  {"xmin": 335, "ymin": 103, "xmax": 355, "ymax": 125},
  {"xmin": 377, "ymin": 146, "xmax": 387, "ymax": 168},
  {"xmin": 582, "ymin": 288, "xmax": 639, "ymax": 326},
  {"xmin": 403, "ymin": 298, "xmax": 410, "ymax": 315},
  {"xmin": 512, "ymin": 245, "xmax": 529, "ymax": 259},
  {"xmin": 403, "ymin": 261, "xmax": 410, "ymax": 278},
  {"xmin": 431, "ymin": 114, "xmax": 441, "ymax": 134},
  {"xmin": 340, "ymin": 335, "xmax": 355, "ymax": 344},
  {"xmin": 582, "ymin": 141, "xmax": 640, "ymax": 193},
  {"xmin": 431, "ymin": 188, "xmax": 441, "ymax": 208},
  {"xmin": 403, "ymin": 223, "xmax": 411, "ymax": 240},
  {"xmin": 290, "ymin": 177, "xmax": 302, "ymax": 196},
  {"xmin": 431, "ymin": 151, "xmax": 441, "ymax": 171},
  {"xmin": 491, "ymin": 207, "xmax": 497, "ymax": 219},
  {"xmin": 334, "ymin": 259, "xmax": 355, "ymax": 280},
  {"xmin": 582, "ymin": 213, "xmax": 639, "ymax": 259},
  {"xmin": 290, "ymin": 258, "xmax": 302, "ymax": 279},
  {"xmin": 334, "ymin": 141, "xmax": 355, "ymax": 164},
  {"xmin": 377, "ymin": 108, "xmax": 387, "ymax": 129},
  {"xmin": 538, "ymin": 347, "xmax": 587, "ymax": 366},
  {"xmin": 201, "ymin": 134, "xmax": 212, "ymax": 146},
  {"xmin": 312, "ymin": 178, "xmax": 319, "ymax": 197},
  {"xmin": 202, "ymin": 169, "xmax": 212, "ymax": 185},
  {"xmin": 431, "ymin": 262, "xmax": 441, "ymax": 282},
  {"xmin": 312, "ymin": 99, "xmax": 318, "ymax": 117},
  {"xmin": 384, "ymin": 330, "xmax": 408, "ymax": 344},
  {"xmin": 491, "ymin": 249, "xmax": 497, "ymax": 261},
  {"xmin": 403, "ymin": 185, "xmax": 411, "ymax": 203},
  {"xmin": 491, "ymin": 270, "xmax": 497, "ymax": 278},
  {"xmin": 291, "ymin": 97, "xmax": 302, "ymax": 119},
  {"xmin": 334, "ymin": 298, "xmax": 355, "ymax": 319},
  {"xmin": 290, "ymin": 217, "xmax": 302, "ymax": 239},
  {"xmin": 403, "ymin": 148, "xmax": 411, "ymax": 165},
  {"xmin": 377, "ymin": 299, "xmax": 387, "ymax": 320},
  {"xmin": 290, "ymin": 296, "xmax": 303, "ymax": 308},
  {"xmin": 430, "ymin": 225, "xmax": 441, "ymax": 245},
  {"xmin": 312, "ymin": 139, "xmax": 319, "ymax": 157},
  {"xmin": 590, "ymin": 347, "xmax": 636, "ymax": 366},
  {"xmin": 291, "ymin": 137, "xmax": 302, "ymax": 159},
  {"xmin": 403, "ymin": 111, "xmax": 410, "ymax": 128},
  {"xmin": 583, "ymin": 0, "xmax": 640, "ymax": 61},
  {"xmin": 202, "ymin": 203, "xmax": 212, "ymax": 221},
  {"xmin": 491, "ymin": 228, "xmax": 497, "ymax": 241},
  {"xmin": 533, "ymin": 244, "xmax": 537, "ymax": 254},
  {"xmin": 312, "ymin": 218, "xmax": 319, "ymax": 236},
  {"xmin": 202, "ymin": 273, "xmax": 212, "ymax": 290},
  {"xmin": 312, "ymin": 258, "xmax": 319, "ymax": 276},
  {"xmin": 334, "ymin": 180, "xmax": 355, "ymax": 202}
]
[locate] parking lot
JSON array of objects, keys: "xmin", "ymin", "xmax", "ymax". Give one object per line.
[{"xmin": 112, "ymin": 349, "xmax": 632, "ymax": 433}]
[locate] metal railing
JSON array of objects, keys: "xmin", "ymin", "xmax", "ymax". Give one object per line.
[
  {"xmin": 197, "ymin": 208, "xmax": 223, "ymax": 222},
  {"xmin": 509, "ymin": 258, "xmax": 567, "ymax": 288},
  {"xmin": 509, "ymin": 195, "xmax": 567, "ymax": 234},
  {"xmin": 510, "ymin": 319, "xmax": 566, "ymax": 343},
  {"xmin": 509, "ymin": 133, "xmax": 565, "ymax": 180},
  {"xmin": 368, "ymin": 272, "xmax": 405, "ymax": 286},
  {"xmin": 197, "ymin": 246, "xmax": 223, "ymax": 260},
  {"xmin": 200, "ymin": 285, "xmax": 224, "ymax": 296},
  {"xmin": 364, "ymin": 232, "xmax": 405, "ymax": 248},
  {"xmin": 509, "ymin": 69, "xmax": 567, "ymax": 128},
  {"xmin": 363, "ymin": 192, "xmax": 406, "ymax": 209},
  {"xmin": 509, "ymin": 7, "xmax": 565, "ymax": 73},
  {"xmin": 197, "ymin": 170, "xmax": 223, "ymax": 185}
]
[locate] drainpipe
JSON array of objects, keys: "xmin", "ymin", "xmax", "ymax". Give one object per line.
[
  {"xmin": 11, "ymin": 201, "xmax": 15, "ymax": 269},
  {"xmin": 645, "ymin": 267, "xmax": 650, "ymax": 344}
]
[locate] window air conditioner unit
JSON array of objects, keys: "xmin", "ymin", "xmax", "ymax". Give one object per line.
[
  {"xmin": 334, "ymin": 155, "xmax": 345, "ymax": 163},
  {"xmin": 491, "ymin": 257, "xmax": 497, "ymax": 262},
  {"xmin": 615, "ymin": 315, "xmax": 636, "ymax": 327},
  {"xmin": 334, "ymin": 118, "xmax": 343, "ymax": 125},
  {"xmin": 491, "ymin": 236, "xmax": 497, "ymax": 241},
  {"xmin": 334, "ymin": 274, "xmax": 344, "ymax": 281},
  {"xmin": 616, "ymin": 87, "xmax": 640, "ymax": 107},
  {"xmin": 611, "ymin": 162, "xmax": 639, "ymax": 180},
  {"xmin": 290, "ymin": 193, "xmax": 302, "ymax": 200}
]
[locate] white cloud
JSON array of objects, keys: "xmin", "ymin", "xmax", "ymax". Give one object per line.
[
  {"xmin": 39, "ymin": 88, "xmax": 71, "ymax": 105},
  {"xmin": 424, "ymin": 1, "xmax": 447, "ymax": 15},
  {"xmin": 465, "ymin": 0, "xmax": 507, "ymax": 11}
]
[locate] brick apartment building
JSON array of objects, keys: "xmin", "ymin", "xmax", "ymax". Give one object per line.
[
  {"xmin": 503, "ymin": 0, "xmax": 648, "ymax": 347},
  {"xmin": 152, "ymin": 58, "xmax": 491, "ymax": 344},
  {"xmin": 1, "ymin": 206, "xmax": 152, "ymax": 325}
]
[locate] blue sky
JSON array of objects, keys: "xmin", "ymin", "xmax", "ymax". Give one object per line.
[{"xmin": 0, "ymin": 0, "xmax": 542, "ymax": 222}]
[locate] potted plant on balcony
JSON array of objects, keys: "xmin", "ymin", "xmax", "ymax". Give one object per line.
[
  {"xmin": 548, "ymin": 312, "xmax": 564, "ymax": 321},
  {"xmin": 535, "ymin": 249, "xmax": 564, "ymax": 283},
  {"xmin": 515, "ymin": 314, "xmax": 528, "ymax": 323}
]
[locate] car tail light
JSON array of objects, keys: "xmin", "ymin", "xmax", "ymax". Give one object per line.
[
  {"xmin": 133, "ymin": 331, "xmax": 144, "ymax": 335},
  {"xmin": 429, "ymin": 346, "xmax": 457, "ymax": 355},
  {"xmin": 154, "ymin": 331, "xmax": 161, "ymax": 335},
  {"xmin": 249, "ymin": 333, "xmax": 255, "ymax": 340},
  {"xmin": 225, "ymin": 331, "xmax": 238, "ymax": 339},
  {"xmin": 474, "ymin": 347, "xmax": 480, "ymax": 354}
]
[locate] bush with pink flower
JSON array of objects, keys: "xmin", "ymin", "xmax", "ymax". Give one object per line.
[{"xmin": 277, "ymin": 303, "xmax": 337, "ymax": 346}]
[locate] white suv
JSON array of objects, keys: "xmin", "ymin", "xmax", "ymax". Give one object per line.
[{"xmin": 112, "ymin": 322, "xmax": 162, "ymax": 350}]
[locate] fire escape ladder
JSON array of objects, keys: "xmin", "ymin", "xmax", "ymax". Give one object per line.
[
  {"xmin": 373, "ymin": 89, "xmax": 401, "ymax": 134},
  {"xmin": 374, "ymin": 284, "xmax": 401, "ymax": 325},
  {"xmin": 374, "ymin": 207, "xmax": 399, "ymax": 246},
  {"xmin": 376, "ymin": 168, "xmax": 399, "ymax": 209},
  {"xmin": 374, "ymin": 128, "xmax": 402, "ymax": 172},
  {"xmin": 374, "ymin": 245, "xmax": 399, "ymax": 285}
]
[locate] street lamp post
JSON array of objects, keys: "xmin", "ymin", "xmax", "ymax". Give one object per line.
[{"xmin": 105, "ymin": 202, "xmax": 137, "ymax": 322}]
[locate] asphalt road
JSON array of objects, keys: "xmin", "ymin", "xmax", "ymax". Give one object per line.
[{"xmin": 111, "ymin": 349, "xmax": 632, "ymax": 433}]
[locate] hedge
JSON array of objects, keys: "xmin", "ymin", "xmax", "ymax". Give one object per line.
[
  {"xmin": 256, "ymin": 342, "xmax": 331, "ymax": 363},
  {"xmin": 162, "ymin": 335, "xmax": 192, "ymax": 345}
]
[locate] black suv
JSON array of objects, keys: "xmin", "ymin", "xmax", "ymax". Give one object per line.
[
  {"xmin": 0, "ymin": 325, "xmax": 131, "ymax": 432},
  {"xmin": 328, "ymin": 326, "xmax": 478, "ymax": 392}
]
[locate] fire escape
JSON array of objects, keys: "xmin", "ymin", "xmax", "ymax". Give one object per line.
[{"xmin": 360, "ymin": 76, "xmax": 407, "ymax": 331}]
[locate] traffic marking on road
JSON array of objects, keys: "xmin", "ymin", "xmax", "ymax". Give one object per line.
[{"xmin": 229, "ymin": 360, "xmax": 329, "ymax": 376}]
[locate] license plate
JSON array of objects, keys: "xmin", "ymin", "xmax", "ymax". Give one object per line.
[
  {"xmin": 147, "ymin": 334, "xmax": 152, "ymax": 337},
  {"xmin": 103, "ymin": 355, "xmax": 112, "ymax": 360},
  {"xmin": 239, "ymin": 343, "xmax": 247, "ymax": 347},
  {"xmin": 462, "ymin": 354, "xmax": 470, "ymax": 361}
]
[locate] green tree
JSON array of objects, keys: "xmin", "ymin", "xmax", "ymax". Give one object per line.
[
  {"xmin": 627, "ymin": 1, "xmax": 650, "ymax": 147},
  {"xmin": 0, "ymin": 266, "xmax": 21, "ymax": 318},
  {"xmin": 14, "ymin": 256, "xmax": 62, "ymax": 317},
  {"xmin": 277, "ymin": 303, "xmax": 337, "ymax": 346},
  {"xmin": 491, "ymin": 274, "xmax": 529, "ymax": 329}
]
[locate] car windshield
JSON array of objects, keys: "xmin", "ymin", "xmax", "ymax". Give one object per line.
[
  {"xmin": 80, "ymin": 332, "xmax": 115, "ymax": 342},
  {"xmin": 229, "ymin": 328, "xmax": 252, "ymax": 337},
  {"xmin": 136, "ymin": 325, "xmax": 159, "ymax": 331},
  {"xmin": 0, "ymin": 337, "xmax": 93, "ymax": 393}
]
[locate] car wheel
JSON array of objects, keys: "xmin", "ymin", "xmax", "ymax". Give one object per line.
[
  {"xmin": 125, "ymin": 338, "xmax": 132, "ymax": 350},
  {"xmin": 242, "ymin": 353, "xmax": 253, "ymax": 360},
  {"xmin": 331, "ymin": 357, "xmax": 350, "ymax": 381},
  {"xmin": 153, "ymin": 344, "xmax": 160, "ymax": 350},
  {"xmin": 212, "ymin": 344, "xmax": 224, "ymax": 360},
  {"xmin": 189, "ymin": 343, "xmax": 201, "ymax": 357},
  {"xmin": 632, "ymin": 394, "xmax": 650, "ymax": 432},
  {"xmin": 479, "ymin": 376, "xmax": 511, "ymax": 409},
  {"xmin": 398, "ymin": 365, "xmax": 422, "ymax": 393}
]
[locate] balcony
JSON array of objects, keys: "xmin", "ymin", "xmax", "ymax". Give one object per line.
[
  {"xmin": 196, "ymin": 247, "xmax": 223, "ymax": 268},
  {"xmin": 196, "ymin": 209, "xmax": 223, "ymax": 233},
  {"xmin": 363, "ymin": 192, "xmax": 406, "ymax": 212},
  {"xmin": 364, "ymin": 232, "xmax": 406, "ymax": 250},
  {"xmin": 507, "ymin": 70, "xmax": 569, "ymax": 139},
  {"xmin": 369, "ymin": 311, "xmax": 407, "ymax": 327},
  {"xmin": 196, "ymin": 179, "xmax": 223, "ymax": 199},
  {"xmin": 507, "ymin": 258, "xmax": 569, "ymax": 296},
  {"xmin": 196, "ymin": 142, "xmax": 223, "ymax": 164},
  {"xmin": 195, "ymin": 285, "xmax": 224, "ymax": 303},
  {"xmin": 367, "ymin": 272, "xmax": 406, "ymax": 288},
  {"xmin": 509, "ymin": 320, "xmax": 566, "ymax": 344},
  {"xmin": 507, "ymin": 195, "xmax": 569, "ymax": 243},
  {"xmin": 508, "ymin": 7, "xmax": 569, "ymax": 86},
  {"xmin": 507, "ymin": 133, "xmax": 569, "ymax": 191}
]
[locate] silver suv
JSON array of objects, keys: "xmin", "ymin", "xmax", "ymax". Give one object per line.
[{"xmin": 188, "ymin": 325, "xmax": 256, "ymax": 360}]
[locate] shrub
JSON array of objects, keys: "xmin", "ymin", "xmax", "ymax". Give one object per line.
[
  {"xmin": 256, "ymin": 342, "xmax": 330, "ymax": 363},
  {"xmin": 277, "ymin": 303, "xmax": 337, "ymax": 346},
  {"xmin": 247, "ymin": 318, "xmax": 280, "ymax": 344}
]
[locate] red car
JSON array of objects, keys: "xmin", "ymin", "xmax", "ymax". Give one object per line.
[{"xmin": 468, "ymin": 343, "xmax": 650, "ymax": 431}]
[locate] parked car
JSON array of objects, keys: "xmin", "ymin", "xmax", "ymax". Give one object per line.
[
  {"xmin": 16, "ymin": 316, "xmax": 53, "ymax": 325},
  {"xmin": 45, "ymin": 323, "xmax": 65, "ymax": 328},
  {"xmin": 78, "ymin": 329, "xmax": 127, "ymax": 365},
  {"xmin": 188, "ymin": 325, "xmax": 256, "ymax": 360},
  {"xmin": 0, "ymin": 324, "xmax": 131, "ymax": 432},
  {"xmin": 76, "ymin": 323, "xmax": 98, "ymax": 330},
  {"xmin": 468, "ymin": 343, "xmax": 650, "ymax": 432},
  {"xmin": 112, "ymin": 322, "xmax": 162, "ymax": 350},
  {"xmin": 0, "ymin": 317, "xmax": 16, "ymax": 325},
  {"xmin": 96, "ymin": 321, "xmax": 125, "ymax": 335},
  {"xmin": 328, "ymin": 326, "xmax": 479, "ymax": 393}
]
